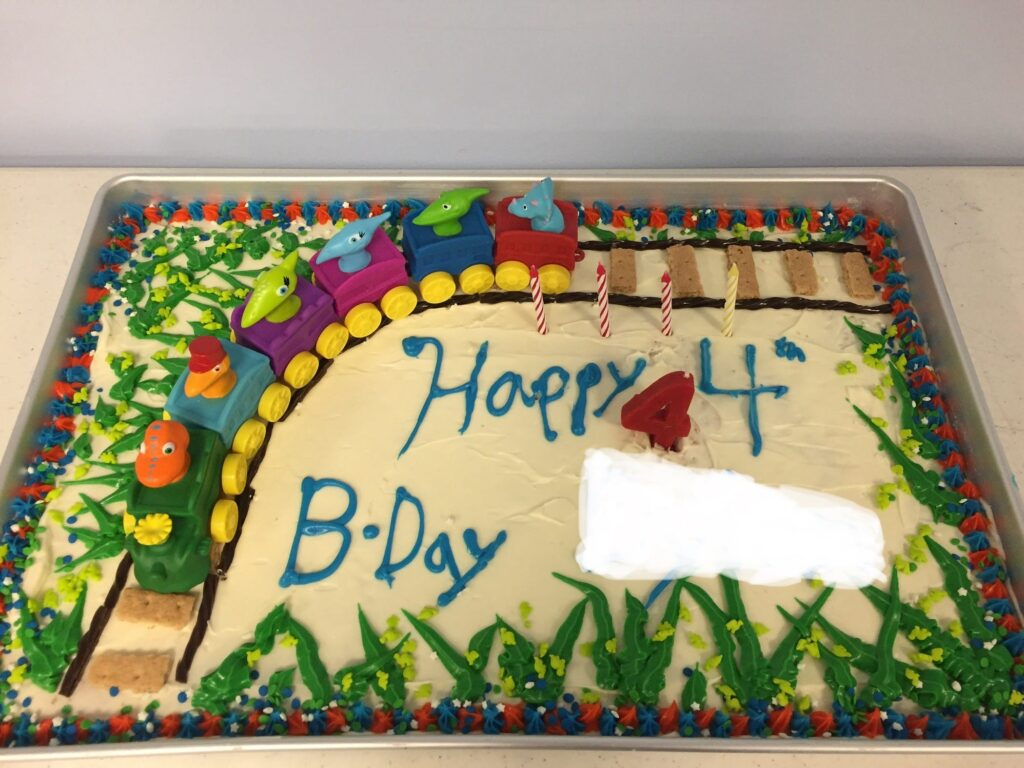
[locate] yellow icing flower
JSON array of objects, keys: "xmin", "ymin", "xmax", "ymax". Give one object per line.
[
  {"xmin": 652, "ymin": 622, "xmax": 676, "ymax": 642},
  {"xmin": 415, "ymin": 683, "xmax": 433, "ymax": 700},
  {"xmin": 416, "ymin": 605, "xmax": 439, "ymax": 621},
  {"xmin": 549, "ymin": 654, "xmax": 567, "ymax": 677},
  {"xmin": 533, "ymin": 657, "xmax": 547, "ymax": 678},
  {"xmin": 279, "ymin": 633, "xmax": 298, "ymax": 648},
  {"xmin": 245, "ymin": 648, "xmax": 262, "ymax": 667},
  {"xmin": 80, "ymin": 562, "xmax": 102, "ymax": 582},
  {"xmin": 133, "ymin": 513, "xmax": 172, "ymax": 546},
  {"xmin": 9, "ymin": 664, "xmax": 27, "ymax": 685}
]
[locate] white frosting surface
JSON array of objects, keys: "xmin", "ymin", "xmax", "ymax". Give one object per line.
[
  {"xmin": 15, "ymin": 217, "xmax": 981, "ymax": 719},
  {"xmin": 576, "ymin": 448, "xmax": 886, "ymax": 586}
]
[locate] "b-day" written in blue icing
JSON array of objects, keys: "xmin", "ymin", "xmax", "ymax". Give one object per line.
[
  {"xmin": 279, "ymin": 478, "xmax": 506, "ymax": 606},
  {"xmin": 399, "ymin": 336, "xmax": 647, "ymax": 456}
]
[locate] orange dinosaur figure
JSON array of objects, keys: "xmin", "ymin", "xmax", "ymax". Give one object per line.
[{"xmin": 135, "ymin": 420, "xmax": 191, "ymax": 488}]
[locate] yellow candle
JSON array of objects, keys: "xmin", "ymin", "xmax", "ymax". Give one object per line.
[{"xmin": 723, "ymin": 262, "xmax": 739, "ymax": 337}]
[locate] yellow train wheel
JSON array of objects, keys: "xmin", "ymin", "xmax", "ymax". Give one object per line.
[
  {"xmin": 258, "ymin": 382, "xmax": 291, "ymax": 422},
  {"xmin": 459, "ymin": 264, "xmax": 495, "ymax": 295},
  {"xmin": 315, "ymin": 322, "xmax": 349, "ymax": 359},
  {"xmin": 122, "ymin": 511, "xmax": 137, "ymax": 536},
  {"xmin": 495, "ymin": 261, "xmax": 530, "ymax": 291},
  {"xmin": 134, "ymin": 513, "xmax": 172, "ymax": 547},
  {"xmin": 381, "ymin": 285, "xmax": 418, "ymax": 320},
  {"xmin": 538, "ymin": 264, "xmax": 571, "ymax": 294},
  {"xmin": 210, "ymin": 499, "xmax": 239, "ymax": 544},
  {"xmin": 283, "ymin": 351, "xmax": 320, "ymax": 389},
  {"xmin": 221, "ymin": 453, "xmax": 249, "ymax": 496},
  {"xmin": 344, "ymin": 303, "xmax": 382, "ymax": 338},
  {"xmin": 231, "ymin": 419, "xmax": 266, "ymax": 460},
  {"xmin": 419, "ymin": 271, "xmax": 456, "ymax": 304}
]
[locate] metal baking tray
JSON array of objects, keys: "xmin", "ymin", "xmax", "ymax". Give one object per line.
[{"xmin": 2, "ymin": 171, "xmax": 1022, "ymax": 760}]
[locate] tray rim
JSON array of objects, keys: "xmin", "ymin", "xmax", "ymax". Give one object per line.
[{"xmin": 1, "ymin": 169, "xmax": 1021, "ymax": 757}]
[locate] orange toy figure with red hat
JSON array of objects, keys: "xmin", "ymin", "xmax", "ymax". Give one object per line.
[
  {"xmin": 185, "ymin": 336, "xmax": 237, "ymax": 399},
  {"xmin": 134, "ymin": 420, "xmax": 192, "ymax": 488}
]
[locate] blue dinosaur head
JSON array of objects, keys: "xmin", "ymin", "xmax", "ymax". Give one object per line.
[
  {"xmin": 508, "ymin": 177, "xmax": 563, "ymax": 233},
  {"xmin": 315, "ymin": 211, "xmax": 391, "ymax": 272}
]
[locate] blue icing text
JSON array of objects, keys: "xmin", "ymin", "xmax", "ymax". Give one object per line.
[
  {"xmin": 399, "ymin": 337, "xmax": 488, "ymax": 457},
  {"xmin": 698, "ymin": 338, "xmax": 788, "ymax": 457},
  {"xmin": 399, "ymin": 336, "xmax": 646, "ymax": 453},
  {"xmin": 279, "ymin": 478, "xmax": 506, "ymax": 607},
  {"xmin": 774, "ymin": 336, "xmax": 806, "ymax": 362},
  {"xmin": 375, "ymin": 486, "xmax": 425, "ymax": 586},
  {"xmin": 572, "ymin": 363, "xmax": 602, "ymax": 436},
  {"xmin": 592, "ymin": 359, "xmax": 647, "ymax": 418},
  {"xmin": 279, "ymin": 476, "xmax": 357, "ymax": 587},
  {"xmin": 531, "ymin": 366, "xmax": 571, "ymax": 441},
  {"xmin": 486, "ymin": 371, "xmax": 536, "ymax": 415}
]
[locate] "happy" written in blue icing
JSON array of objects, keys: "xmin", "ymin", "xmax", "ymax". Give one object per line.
[{"xmin": 399, "ymin": 336, "xmax": 647, "ymax": 456}]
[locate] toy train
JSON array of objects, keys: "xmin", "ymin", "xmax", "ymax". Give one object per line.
[{"xmin": 125, "ymin": 179, "xmax": 579, "ymax": 593}]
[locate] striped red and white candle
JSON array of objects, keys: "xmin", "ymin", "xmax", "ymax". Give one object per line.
[
  {"xmin": 660, "ymin": 271, "xmax": 673, "ymax": 336},
  {"xmin": 529, "ymin": 265, "xmax": 549, "ymax": 335},
  {"xmin": 595, "ymin": 261, "xmax": 611, "ymax": 337}
]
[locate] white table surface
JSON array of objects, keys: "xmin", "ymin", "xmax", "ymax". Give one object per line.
[{"xmin": 0, "ymin": 167, "xmax": 1021, "ymax": 767}]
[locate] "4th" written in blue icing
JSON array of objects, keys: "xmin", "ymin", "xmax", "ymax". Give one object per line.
[
  {"xmin": 399, "ymin": 336, "xmax": 646, "ymax": 457},
  {"xmin": 698, "ymin": 337, "xmax": 788, "ymax": 457},
  {"xmin": 279, "ymin": 477, "xmax": 506, "ymax": 607}
]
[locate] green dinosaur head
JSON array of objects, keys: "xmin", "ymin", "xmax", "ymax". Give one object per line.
[
  {"xmin": 240, "ymin": 252, "xmax": 301, "ymax": 328},
  {"xmin": 413, "ymin": 187, "xmax": 489, "ymax": 236}
]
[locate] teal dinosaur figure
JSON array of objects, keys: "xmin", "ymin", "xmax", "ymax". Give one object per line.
[
  {"xmin": 413, "ymin": 187, "xmax": 489, "ymax": 237},
  {"xmin": 314, "ymin": 211, "xmax": 390, "ymax": 271},
  {"xmin": 240, "ymin": 252, "xmax": 301, "ymax": 328}
]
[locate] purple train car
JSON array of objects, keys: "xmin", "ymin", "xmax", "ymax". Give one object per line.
[
  {"xmin": 230, "ymin": 276, "xmax": 348, "ymax": 390},
  {"xmin": 310, "ymin": 228, "xmax": 418, "ymax": 339}
]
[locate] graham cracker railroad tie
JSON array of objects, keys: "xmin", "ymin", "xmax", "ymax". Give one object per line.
[
  {"xmin": 664, "ymin": 244, "xmax": 704, "ymax": 298},
  {"xmin": 725, "ymin": 245, "xmax": 760, "ymax": 299},
  {"xmin": 840, "ymin": 252, "xmax": 877, "ymax": 300},
  {"xmin": 114, "ymin": 588, "xmax": 197, "ymax": 629},
  {"xmin": 608, "ymin": 247, "xmax": 637, "ymax": 294},
  {"xmin": 87, "ymin": 651, "xmax": 173, "ymax": 693},
  {"xmin": 783, "ymin": 249, "xmax": 819, "ymax": 296}
]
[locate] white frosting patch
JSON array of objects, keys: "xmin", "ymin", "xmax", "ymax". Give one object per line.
[{"xmin": 576, "ymin": 448, "xmax": 886, "ymax": 587}]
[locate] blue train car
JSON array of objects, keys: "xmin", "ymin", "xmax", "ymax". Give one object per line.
[{"xmin": 401, "ymin": 202, "xmax": 495, "ymax": 303}]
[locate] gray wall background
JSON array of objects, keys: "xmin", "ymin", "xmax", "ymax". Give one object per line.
[{"xmin": 2, "ymin": 0, "xmax": 1023, "ymax": 169}]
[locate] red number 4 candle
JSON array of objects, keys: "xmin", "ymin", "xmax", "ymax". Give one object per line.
[{"xmin": 619, "ymin": 371, "xmax": 695, "ymax": 451}]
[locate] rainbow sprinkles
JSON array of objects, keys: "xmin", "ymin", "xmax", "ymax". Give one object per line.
[{"xmin": 1, "ymin": 185, "xmax": 1022, "ymax": 748}]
